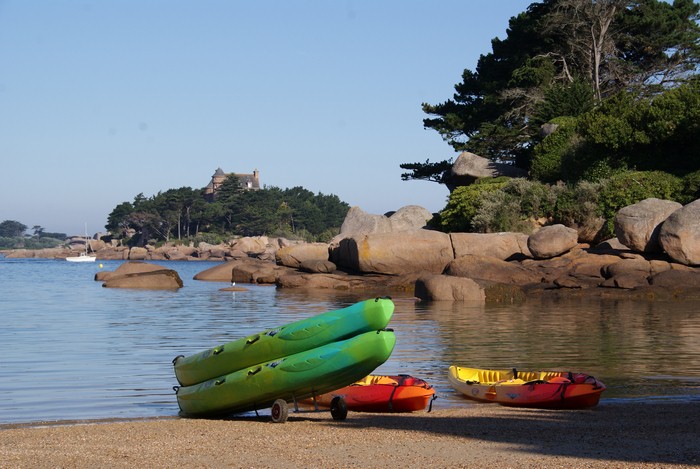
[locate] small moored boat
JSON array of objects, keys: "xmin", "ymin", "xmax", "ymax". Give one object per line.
[
  {"xmin": 448, "ymin": 366, "xmax": 606, "ymax": 409},
  {"xmin": 66, "ymin": 251, "xmax": 96, "ymax": 263},
  {"xmin": 66, "ymin": 224, "xmax": 96, "ymax": 263},
  {"xmin": 303, "ymin": 374, "xmax": 436, "ymax": 413}
]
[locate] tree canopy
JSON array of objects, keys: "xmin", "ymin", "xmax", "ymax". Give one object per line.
[
  {"xmin": 0, "ymin": 220, "xmax": 27, "ymax": 237},
  {"xmin": 0, "ymin": 220, "xmax": 66, "ymax": 249},
  {"xmin": 105, "ymin": 184, "xmax": 350, "ymax": 245},
  {"xmin": 403, "ymin": 0, "xmax": 700, "ymax": 184}
]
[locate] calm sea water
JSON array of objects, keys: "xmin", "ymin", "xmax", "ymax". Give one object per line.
[{"xmin": 1, "ymin": 258, "xmax": 699, "ymax": 424}]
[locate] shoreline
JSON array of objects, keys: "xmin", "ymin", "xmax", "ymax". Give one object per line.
[{"xmin": 2, "ymin": 402, "xmax": 698, "ymax": 468}]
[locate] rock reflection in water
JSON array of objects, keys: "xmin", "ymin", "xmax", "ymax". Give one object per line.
[{"xmin": 1, "ymin": 258, "xmax": 698, "ymax": 424}]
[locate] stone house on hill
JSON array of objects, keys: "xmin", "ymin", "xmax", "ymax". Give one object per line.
[{"xmin": 204, "ymin": 168, "xmax": 260, "ymax": 200}]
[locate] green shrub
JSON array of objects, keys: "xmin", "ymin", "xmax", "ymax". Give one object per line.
[
  {"xmin": 597, "ymin": 171, "xmax": 684, "ymax": 238},
  {"xmin": 269, "ymin": 227, "xmax": 326, "ymax": 243},
  {"xmin": 194, "ymin": 232, "xmax": 225, "ymax": 246},
  {"xmin": 533, "ymin": 84, "xmax": 700, "ymax": 186},
  {"xmin": 22, "ymin": 237, "xmax": 62, "ymax": 249},
  {"xmin": 681, "ymin": 170, "xmax": 700, "ymax": 203},
  {"xmin": 0, "ymin": 236, "xmax": 21, "ymax": 249},
  {"xmin": 554, "ymin": 181, "xmax": 603, "ymax": 227},
  {"xmin": 471, "ymin": 179, "xmax": 561, "ymax": 233},
  {"xmin": 502, "ymin": 178, "xmax": 560, "ymax": 219},
  {"xmin": 437, "ymin": 178, "xmax": 508, "ymax": 232},
  {"xmin": 530, "ymin": 117, "xmax": 578, "ymax": 183},
  {"xmin": 471, "ymin": 190, "xmax": 527, "ymax": 233},
  {"xmin": 553, "ymin": 181, "xmax": 607, "ymax": 243},
  {"xmin": 637, "ymin": 82, "xmax": 700, "ymax": 173},
  {"xmin": 316, "ymin": 227, "xmax": 340, "ymax": 243},
  {"xmin": 0, "ymin": 236, "xmax": 64, "ymax": 250},
  {"xmin": 558, "ymin": 137, "xmax": 628, "ymax": 183},
  {"xmin": 578, "ymin": 158, "xmax": 626, "ymax": 182}
]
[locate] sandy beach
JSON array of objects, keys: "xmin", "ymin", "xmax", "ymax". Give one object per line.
[{"xmin": 1, "ymin": 401, "xmax": 698, "ymax": 468}]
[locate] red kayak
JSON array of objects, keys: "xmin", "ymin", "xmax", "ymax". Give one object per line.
[
  {"xmin": 304, "ymin": 374, "xmax": 436, "ymax": 413},
  {"xmin": 448, "ymin": 366, "xmax": 606, "ymax": 409}
]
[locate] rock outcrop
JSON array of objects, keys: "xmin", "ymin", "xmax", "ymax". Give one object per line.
[
  {"xmin": 156, "ymin": 244, "xmax": 198, "ymax": 260},
  {"xmin": 208, "ymin": 200, "xmax": 700, "ymax": 301},
  {"xmin": 276, "ymin": 270, "xmax": 416, "ymax": 291},
  {"xmin": 3, "ymin": 247, "xmax": 71, "ymax": 259},
  {"xmin": 385, "ymin": 205, "xmax": 434, "ymax": 231},
  {"xmin": 650, "ymin": 269, "xmax": 700, "ymax": 288},
  {"xmin": 415, "ymin": 275, "xmax": 486, "ymax": 302},
  {"xmin": 128, "ymin": 247, "xmax": 149, "ymax": 260},
  {"xmin": 335, "ymin": 205, "xmax": 433, "ymax": 240},
  {"xmin": 614, "ymin": 198, "xmax": 682, "ymax": 253},
  {"xmin": 446, "ymin": 152, "xmax": 528, "ymax": 191},
  {"xmin": 338, "ymin": 206, "xmax": 393, "ymax": 236},
  {"xmin": 527, "ymin": 224, "xmax": 579, "ymax": 259},
  {"xmin": 659, "ymin": 199, "xmax": 700, "ymax": 266},
  {"xmin": 5, "ymin": 199, "xmax": 700, "ymax": 303},
  {"xmin": 97, "ymin": 261, "xmax": 183, "ymax": 290},
  {"xmin": 331, "ymin": 230, "xmax": 453, "ymax": 275},
  {"xmin": 193, "ymin": 258, "xmax": 296, "ymax": 284},
  {"xmin": 276, "ymin": 243, "xmax": 329, "ymax": 268},
  {"xmin": 602, "ymin": 258, "xmax": 652, "ymax": 279},
  {"xmin": 299, "ymin": 260, "xmax": 336, "ymax": 274},
  {"xmin": 192, "ymin": 261, "xmax": 237, "ymax": 282},
  {"xmin": 450, "ymin": 232, "xmax": 531, "ymax": 260},
  {"xmin": 445, "ymin": 254, "xmax": 542, "ymax": 285}
]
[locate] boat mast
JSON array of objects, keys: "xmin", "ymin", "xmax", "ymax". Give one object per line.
[{"xmin": 84, "ymin": 223, "xmax": 89, "ymax": 255}]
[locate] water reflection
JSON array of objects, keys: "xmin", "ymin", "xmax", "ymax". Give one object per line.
[
  {"xmin": 381, "ymin": 297, "xmax": 700, "ymax": 403},
  {"xmin": 0, "ymin": 259, "xmax": 698, "ymax": 424},
  {"xmin": 273, "ymin": 290, "xmax": 700, "ymax": 404}
]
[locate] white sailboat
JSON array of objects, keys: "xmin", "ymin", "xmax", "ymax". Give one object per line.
[{"xmin": 66, "ymin": 225, "xmax": 97, "ymax": 263}]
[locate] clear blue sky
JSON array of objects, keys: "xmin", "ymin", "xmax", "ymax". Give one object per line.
[{"xmin": 0, "ymin": 0, "xmax": 533, "ymax": 236}]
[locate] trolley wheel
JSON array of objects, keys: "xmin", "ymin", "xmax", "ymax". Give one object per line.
[
  {"xmin": 330, "ymin": 396, "xmax": 348, "ymax": 421},
  {"xmin": 271, "ymin": 399, "xmax": 289, "ymax": 423}
]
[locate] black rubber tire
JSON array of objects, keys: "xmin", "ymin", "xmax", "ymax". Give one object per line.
[
  {"xmin": 271, "ymin": 399, "xmax": 289, "ymax": 423},
  {"xmin": 330, "ymin": 396, "xmax": 348, "ymax": 421}
]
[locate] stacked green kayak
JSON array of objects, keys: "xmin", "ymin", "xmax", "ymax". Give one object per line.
[
  {"xmin": 173, "ymin": 297, "xmax": 396, "ymax": 417},
  {"xmin": 176, "ymin": 330, "xmax": 396, "ymax": 417}
]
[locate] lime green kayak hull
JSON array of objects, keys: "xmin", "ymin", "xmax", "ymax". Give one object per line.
[
  {"xmin": 175, "ymin": 329, "xmax": 396, "ymax": 417},
  {"xmin": 173, "ymin": 298, "xmax": 394, "ymax": 386}
]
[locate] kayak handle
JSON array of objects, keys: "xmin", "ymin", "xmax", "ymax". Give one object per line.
[
  {"xmin": 246, "ymin": 335, "xmax": 260, "ymax": 345},
  {"xmin": 248, "ymin": 366, "xmax": 262, "ymax": 376},
  {"xmin": 213, "ymin": 346, "xmax": 224, "ymax": 355},
  {"xmin": 525, "ymin": 379, "xmax": 547, "ymax": 385}
]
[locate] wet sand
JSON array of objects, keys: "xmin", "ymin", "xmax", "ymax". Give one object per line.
[{"xmin": 1, "ymin": 401, "xmax": 698, "ymax": 468}]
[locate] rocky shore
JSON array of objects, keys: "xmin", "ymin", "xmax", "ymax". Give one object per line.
[
  {"xmin": 1, "ymin": 402, "xmax": 698, "ymax": 468},
  {"xmin": 4, "ymin": 198, "xmax": 700, "ymax": 301}
]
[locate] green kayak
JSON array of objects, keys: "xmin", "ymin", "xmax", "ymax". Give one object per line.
[
  {"xmin": 175, "ymin": 329, "xmax": 396, "ymax": 417},
  {"xmin": 173, "ymin": 298, "xmax": 394, "ymax": 386}
]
